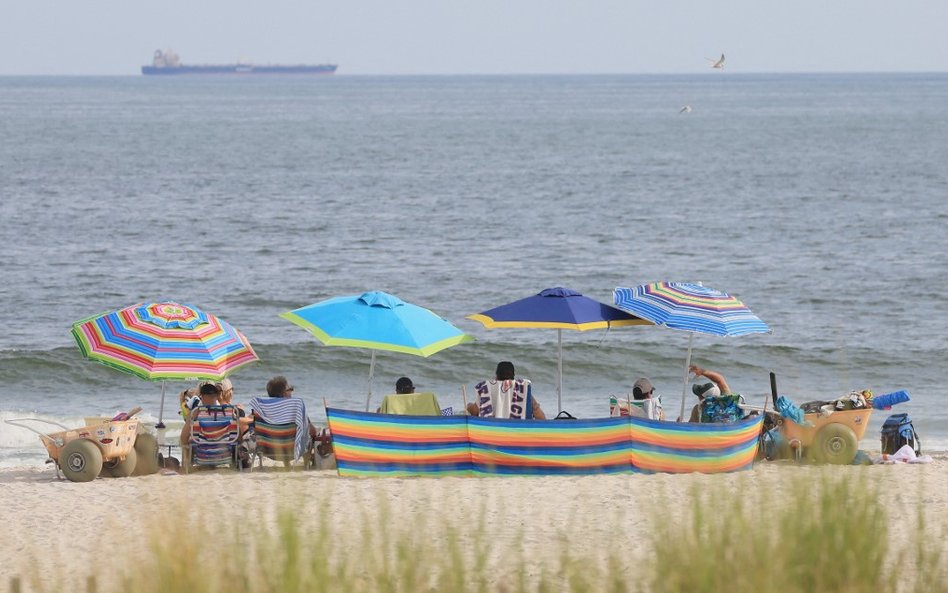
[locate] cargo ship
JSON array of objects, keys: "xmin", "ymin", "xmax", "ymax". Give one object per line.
[{"xmin": 141, "ymin": 49, "xmax": 337, "ymax": 75}]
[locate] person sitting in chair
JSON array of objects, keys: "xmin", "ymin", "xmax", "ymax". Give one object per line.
[
  {"xmin": 629, "ymin": 377, "xmax": 665, "ymax": 420},
  {"xmin": 395, "ymin": 376, "xmax": 415, "ymax": 395},
  {"xmin": 218, "ymin": 378, "xmax": 252, "ymax": 436},
  {"xmin": 265, "ymin": 375, "xmax": 319, "ymax": 439},
  {"xmin": 686, "ymin": 365, "xmax": 743, "ymax": 423},
  {"xmin": 378, "ymin": 377, "xmax": 444, "ymax": 415},
  {"xmin": 179, "ymin": 381, "xmax": 222, "ymax": 445},
  {"xmin": 465, "ymin": 361, "xmax": 546, "ymax": 419}
]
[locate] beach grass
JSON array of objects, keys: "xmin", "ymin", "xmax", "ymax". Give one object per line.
[{"xmin": 12, "ymin": 473, "xmax": 946, "ymax": 593}]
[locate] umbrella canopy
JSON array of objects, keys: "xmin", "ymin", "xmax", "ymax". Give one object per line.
[
  {"xmin": 71, "ymin": 302, "xmax": 259, "ymax": 426},
  {"xmin": 280, "ymin": 291, "xmax": 473, "ymax": 410},
  {"xmin": 613, "ymin": 282, "xmax": 770, "ymax": 420},
  {"xmin": 613, "ymin": 282, "xmax": 770, "ymax": 337},
  {"xmin": 468, "ymin": 287, "xmax": 650, "ymax": 413}
]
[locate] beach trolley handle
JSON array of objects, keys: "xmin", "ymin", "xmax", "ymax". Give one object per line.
[{"xmin": 4, "ymin": 418, "xmax": 73, "ymax": 446}]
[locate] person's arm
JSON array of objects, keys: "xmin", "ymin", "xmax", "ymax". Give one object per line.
[
  {"xmin": 689, "ymin": 365, "xmax": 731, "ymax": 395},
  {"xmin": 180, "ymin": 414, "xmax": 193, "ymax": 445},
  {"xmin": 689, "ymin": 403, "xmax": 702, "ymax": 423},
  {"xmin": 531, "ymin": 397, "xmax": 546, "ymax": 420}
]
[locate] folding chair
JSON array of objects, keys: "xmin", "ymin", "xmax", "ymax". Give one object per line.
[
  {"xmin": 182, "ymin": 404, "xmax": 241, "ymax": 473},
  {"xmin": 609, "ymin": 395, "xmax": 665, "ymax": 420},
  {"xmin": 248, "ymin": 397, "xmax": 314, "ymax": 470}
]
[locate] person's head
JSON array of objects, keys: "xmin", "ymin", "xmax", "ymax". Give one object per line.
[
  {"xmin": 198, "ymin": 381, "xmax": 222, "ymax": 403},
  {"xmin": 218, "ymin": 378, "xmax": 234, "ymax": 403},
  {"xmin": 495, "ymin": 361, "xmax": 515, "ymax": 381},
  {"xmin": 692, "ymin": 382, "xmax": 721, "ymax": 400},
  {"xmin": 632, "ymin": 378, "xmax": 654, "ymax": 400},
  {"xmin": 395, "ymin": 376, "xmax": 415, "ymax": 394},
  {"xmin": 266, "ymin": 375, "xmax": 294, "ymax": 398}
]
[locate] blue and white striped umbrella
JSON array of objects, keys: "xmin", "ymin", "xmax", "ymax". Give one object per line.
[
  {"xmin": 613, "ymin": 282, "xmax": 770, "ymax": 421},
  {"xmin": 613, "ymin": 282, "xmax": 770, "ymax": 336}
]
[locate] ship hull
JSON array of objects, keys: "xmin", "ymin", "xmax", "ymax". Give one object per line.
[{"xmin": 141, "ymin": 64, "xmax": 337, "ymax": 75}]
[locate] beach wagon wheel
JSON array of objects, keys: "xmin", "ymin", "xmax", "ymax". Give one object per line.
[
  {"xmin": 60, "ymin": 439, "xmax": 103, "ymax": 482},
  {"xmin": 105, "ymin": 448, "xmax": 137, "ymax": 478},
  {"xmin": 811, "ymin": 423, "xmax": 858, "ymax": 465},
  {"xmin": 132, "ymin": 433, "xmax": 160, "ymax": 476}
]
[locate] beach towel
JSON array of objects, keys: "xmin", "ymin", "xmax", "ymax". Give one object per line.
[
  {"xmin": 379, "ymin": 392, "xmax": 442, "ymax": 416},
  {"xmin": 249, "ymin": 397, "xmax": 309, "ymax": 460},
  {"xmin": 475, "ymin": 379, "xmax": 532, "ymax": 419},
  {"xmin": 775, "ymin": 395, "xmax": 809, "ymax": 426}
]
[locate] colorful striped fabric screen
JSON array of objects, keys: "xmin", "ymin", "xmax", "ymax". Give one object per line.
[{"xmin": 326, "ymin": 408, "xmax": 762, "ymax": 477}]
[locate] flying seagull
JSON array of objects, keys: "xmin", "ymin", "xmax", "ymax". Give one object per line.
[
  {"xmin": 679, "ymin": 105, "xmax": 693, "ymax": 114},
  {"xmin": 706, "ymin": 53, "xmax": 725, "ymax": 69}
]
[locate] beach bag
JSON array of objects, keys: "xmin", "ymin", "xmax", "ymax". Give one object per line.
[{"xmin": 881, "ymin": 413, "xmax": 921, "ymax": 455}]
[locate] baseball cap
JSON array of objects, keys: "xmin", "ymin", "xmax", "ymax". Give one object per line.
[
  {"xmin": 632, "ymin": 378, "xmax": 654, "ymax": 399},
  {"xmin": 692, "ymin": 382, "xmax": 721, "ymax": 398}
]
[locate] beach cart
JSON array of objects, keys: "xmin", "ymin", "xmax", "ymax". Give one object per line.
[
  {"xmin": 761, "ymin": 374, "xmax": 872, "ymax": 465},
  {"xmin": 767, "ymin": 406, "xmax": 872, "ymax": 464},
  {"xmin": 5, "ymin": 412, "xmax": 145, "ymax": 482}
]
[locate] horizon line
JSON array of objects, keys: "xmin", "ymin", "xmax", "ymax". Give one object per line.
[{"xmin": 2, "ymin": 69, "xmax": 947, "ymax": 78}]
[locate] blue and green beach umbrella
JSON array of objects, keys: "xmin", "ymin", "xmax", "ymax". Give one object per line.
[{"xmin": 280, "ymin": 291, "xmax": 473, "ymax": 410}]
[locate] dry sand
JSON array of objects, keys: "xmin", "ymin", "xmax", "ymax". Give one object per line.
[{"xmin": 1, "ymin": 457, "xmax": 946, "ymax": 589}]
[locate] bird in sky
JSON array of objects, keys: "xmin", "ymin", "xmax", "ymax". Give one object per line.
[
  {"xmin": 706, "ymin": 53, "xmax": 726, "ymax": 69},
  {"xmin": 679, "ymin": 105, "xmax": 693, "ymax": 114}
]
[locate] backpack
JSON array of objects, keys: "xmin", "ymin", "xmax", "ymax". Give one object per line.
[{"xmin": 880, "ymin": 413, "xmax": 921, "ymax": 456}]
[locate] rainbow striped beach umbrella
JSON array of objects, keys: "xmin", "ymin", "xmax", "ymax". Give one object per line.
[
  {"xmin": 71, "ymin": 302, "xmax": 259, "ymax": 426},
  {"xmin": 613, "ymin": 282, "xmax": 770, "ymax": 420}
]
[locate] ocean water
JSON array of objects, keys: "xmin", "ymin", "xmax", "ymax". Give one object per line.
[{"xmin": 1, "ymin": 73, "xmax": 946, "ymax": 467}]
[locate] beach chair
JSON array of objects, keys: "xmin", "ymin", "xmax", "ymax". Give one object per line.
[
  {"xmin": 182, "ymin": 404, "xmax": 241, "ymax": 473},
  {"xmin": 378, "ymin": 392, "xmax": 443, "ymax": 416},
  {"xmin": 248, "ymin": 397, "xmax": 314, "ymax": 470},
  {"xmin": 609, "ymin": 395, "xmax": 665, "ymax": 420}
]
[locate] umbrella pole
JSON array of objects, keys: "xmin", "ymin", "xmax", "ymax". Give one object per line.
[
  {"xmin": 557, "ymin": 328, "xmax": 563, "ymax": 413},
  {"xmin": 156, "ymin": 381, "xmax": 167, "ymax": 429},
  {"xmin": 679, "ymin": 333, "xmax": 695, "ymax": 422},
  {"xmin": 365, "ymin": 350, "xmax": 377, "ymax": 412}
]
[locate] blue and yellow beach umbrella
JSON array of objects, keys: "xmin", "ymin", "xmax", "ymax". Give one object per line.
[{"xmin": 469, "ymin": 287, "xmax": 650, "ymax": 413}]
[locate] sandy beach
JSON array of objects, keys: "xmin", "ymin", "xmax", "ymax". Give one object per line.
[{"xmin": 2, "ymin": 457, "xmax": 946, "ymax": 590}]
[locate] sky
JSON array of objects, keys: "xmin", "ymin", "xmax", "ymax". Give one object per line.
[{"xmin": 2, "ymin": 0, "xmax": 948, "ymax": 76}]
